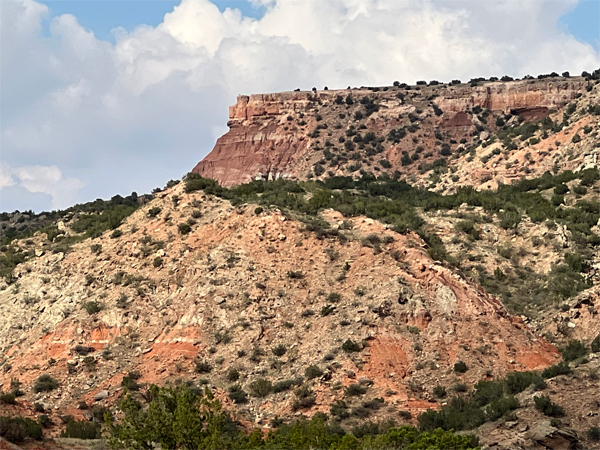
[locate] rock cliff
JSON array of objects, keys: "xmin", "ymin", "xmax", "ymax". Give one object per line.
[{"xmin": 192, "ymin": 78, "xmax": 592, "ymax": 187}]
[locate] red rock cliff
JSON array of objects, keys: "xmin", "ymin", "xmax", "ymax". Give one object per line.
[{"xmin": 192, "ymin": 78, "xmax": 588, "ymax": 187}]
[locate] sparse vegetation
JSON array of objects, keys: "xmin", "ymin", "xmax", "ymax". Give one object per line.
[
  {"xmin": 228, "ymin": 385, "xmax": 249, "ymax": 404},
  {"xmin": 272, "ymin": 344, "xmax": 287, "ymax": 357},
  {"xmin": 33, "ymin": 374, "xmax": 59, "ymax": 393},
  {"xmin": 305, "ymin": 365, "xmax": 323, "ymax": 379},
  {"xmin": 342, "ymin": 339, "xmax": 361, "ymax": 352},
  {"xmin": 454, "ymin": 361, "xmax": 468, "ymax": 373},
  {"xmin": 0, "ymin": 416, "xmax": 43, "ymax": 442},
  {"xmin": 561, "ymin": 339, "xmax": 588, "ymax": 362},
  {"xmin": 534, "ymin": 395, "xmax": 565, "ymax": 417},
  {"xmin": 249, "ymin": 378, "xmax": 273, "ymax": 398},
  {"xmin": 82, "ymin": 300, "xmax": 102, "ymax": 315}
]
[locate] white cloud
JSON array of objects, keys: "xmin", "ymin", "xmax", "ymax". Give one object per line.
[
  {"xmin": 1, "ymin": 0, "xmax": 599, "ymax": 212},
  {"xmin": 1, "ymin": 164, "xmax": 84, "ymax": 210},
  {"xmin": 0, "ymin": 166, "xmax": 15, "ymax": 189}
]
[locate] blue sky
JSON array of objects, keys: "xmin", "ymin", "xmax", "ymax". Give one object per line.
[
  {"xmin": 39, "ymin": 0, "xmax": 267, "ymax": 42},
  {"xmin": 558, "ymin": 0, "xmax": 600, "ymax": 50},
  {"xmin": 2, "ymin": 0, "xmax": 599, "ymax": 212}
]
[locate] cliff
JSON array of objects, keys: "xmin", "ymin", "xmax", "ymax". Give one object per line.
[{"xmin": 192, "ymin": 77, "xmax": 592, "ymax": 187}]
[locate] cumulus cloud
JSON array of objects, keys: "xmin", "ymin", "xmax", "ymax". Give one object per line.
[
  {"xmin": 0, "ymin": 164, "xmax": 84, "ymax": 210},
  {"xmin": 1, "ymin": 0, "xmax": 599, "ymax": 212}
]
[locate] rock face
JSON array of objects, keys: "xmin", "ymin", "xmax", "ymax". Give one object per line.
[{"xmin": 192, "ymin": 78, "xmax": 590, "ymax": 187}]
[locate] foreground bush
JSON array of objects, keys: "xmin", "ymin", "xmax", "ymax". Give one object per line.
[
  {"xmin": 106, "ymin": 384, "xmax": 478, "ymax": 449},
  {"xmin": 62, "ymin": 418, "xmax": 101, "ymax": 439},
  {"xmin": 0, "ymin": 416, "xmax": 43, "ymax": 443},
  {"xmin": 419, "ymin": 370, "xmax": 548, "ymax": 432}
]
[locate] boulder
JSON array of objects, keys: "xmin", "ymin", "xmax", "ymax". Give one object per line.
[{"xmin": 93, "ymin": 390, "xmax": 109, "ymax": 401}]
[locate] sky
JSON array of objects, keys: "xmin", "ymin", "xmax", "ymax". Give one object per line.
[{"xmin": 1, "ymin": 0, "xmax": 599, "ymax": 212}]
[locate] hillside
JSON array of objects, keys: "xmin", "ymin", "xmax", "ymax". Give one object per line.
[{"xmin": 1, "ymin": 71, "xmax": 600, "ymax": 450}]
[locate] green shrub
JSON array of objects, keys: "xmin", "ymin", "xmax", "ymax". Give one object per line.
[
  {"xmin": 82, "ymin": 301, "xmax": 102, "ymax": 315},
  {"xmin": 254, "ymin": 207, "xmax": 263, "ymax": 215},
  {"xmin": 342, "ymin": 339, "xmax": 361, "ymax": 352},
  {"xmin": 287, "ymin": 270, "xmax": 304, "ymax": 279},
  {"xmin": 504, "ymin": 371, "xmax": 545, "ymax": 395},
  {"xmin": 38, "ymin": 414, "xmax": 51, "ymax": 427},
  {"xmin": 214, "ymin": 331, "xmax": 231, "ymax": 344},
  {"xmin": 0, "ymin": 392, "xmax": 16, "ymax": 404},
  {"xmin": 72, "ymin": 344, "xmax": 94, "ymax": 355},
  {"xmin": 83, "ymin": 356, "xmax": 97, "ymax": 372},
  {"xmin": 534, "ymin": 395, "xmax": 565, "ymax": 417},
  {"xmin": 588, "ymin": 427, "xmax": 600, "ymax": 441},
  {"xmin": 561, "ymin": 340, "xmax": 588, "ymax": 362},
  {"xmin": 592, "ymin": 334, "xmax": 600, "ymax": 353},
  {"xmin": 226, "ymin": 368, "xmax": 240, "ymax": 382},
  {"xmin": 249, "ymin": 378, "xmax": 273, "ymax": 398},
  {"xmin": 399, "ymin": 410, "xmax": 413, "ymax": 420},
  {"xmin": 116, "ymin": 293, "xmax": 129, "ymax": 309},
  {"xmin": 330, "ymin": 400, "xmax": 350, "ymax": 419},
  {"xmin": 485, "ymin": 396, "xmax": 519, "ymax": 421},
  {"xmin": 194, "ymin": 361, "xmax": 212, "ymax": 374},
  {"xmin": 121, "ymin": 376, "xmax": 140, "ymax": 391},
  {"xmin": 433, "ymin": 385, "xmax": 447, "ymax": 398},
  {"xmin": 305, "ymin": 365, "xmax": 323, "ymax": 380},
  {"xmin": 153, "ymin": 256, "xmax": 163, "ymax": 267},
  {"xmin": 178, "ymin": 223, "xmax": 192, "ymax": 235},
  {"xmin": 542, "ymin": 362, "xmax": 572, "ymax": 379},
  {"xmin": 454, "ymin": 383, "xmax": 468, "ymax": 392},
  {"xmin": 472, "ymin": 380, "xmax": 504, "ymax": 407},
  {"xmin": 273, "ymin": 379, "xmax": 297, "ymax": 393},
  {"xmin": 0, "ymin": 416, "xmax": 43, "ymax": 442},
  {"xmin": 272, "ymin": 344, "xmax": 287, "ymax": 357},
  {"xmin": 128, "ymin": 370, "xmax": 142, "ymax": 380},
  {"xmin": 345, "ymin": 384, "xmax": 367, "ymax": 396},
  {"xmin": 454, "ymin": 361, "xmax": 468, "ymax": 373},
  {"xmin": 228, "ymin": 385, "xmax": 248, "ymax": 404},
  {"xmin": 147, "ymin": 207, "xmax": 161, "ymax": 218},
  {"xmin": 110, "ymin": 229, "xmax": 122, "ymax": 239},
  {"xmin": 418, "ymin": 397, "xmax": 485, "ymax": 432},
  {"xmin": 62, "ymin": 418, "xmax": 101, "ymax": 439},
  {"xmin": 292, "ymin": 386, "xmax": 316, "ymax": 411},
  {"xmin": 455, "ymin": 220, "xmax": 480, "ymax": 239},
  {"xmin": 321, "ymin": 305, "xmax": 335, "ymax": 316},
  {"xmin": 33, "ymin": 374, "xmax": 59, "ymax": 393},
  {"xmin": 90, "ymin": 244, "xmax": 102, "ymax": 254}
]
